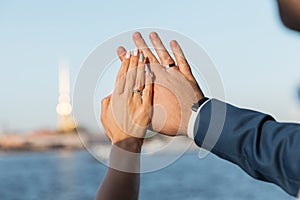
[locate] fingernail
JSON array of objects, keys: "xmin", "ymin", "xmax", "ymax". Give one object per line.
[
  {"xmin": 170, "ymin": 40, "xmax": 178, "ymax": 48},
  {"xmin": 125, "ymin": 50, "xmax": 131, "ymax": 59},
  {"xmin": 133, "ymin": 32, "xmax": 141, "ymax": 39},
  {"xmin": 151, "ymin": 32, "xmax": 158, "ymax": 38},
  {"xmin": 139, "ymin": 53, "xmax": 144, "ymax": 62},
  {"xmin": 133, "ymin": 49, "xmax": 138, "ymax": 56},
  {"xmin": 145, "ymin": 64, "xmax": 150, "ymax": 76}
]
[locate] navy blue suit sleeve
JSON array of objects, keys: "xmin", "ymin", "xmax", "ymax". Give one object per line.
[{"xmin": 194, "ymin": 99, "xmax": 300, "ymax": 197}]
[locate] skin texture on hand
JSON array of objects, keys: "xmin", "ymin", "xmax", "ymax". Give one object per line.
[
  {"xmin": 117, "ymin": 32, "xmax": 204, "ymax": 136},
  {"xmin": 101, "ymin": 50, "xmax": 153, "ymax": 146},
  {"xmin": 96, "ymin": 51, "xmax": 153, "ymax": 200}
]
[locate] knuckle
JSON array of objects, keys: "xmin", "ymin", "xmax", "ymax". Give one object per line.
[
  {"xmin": 135, "ymin": 80, "xmax": 144, "ymax": 89},
  {"xmin": 126, "ymin": 76, "xmax": 134, "ymax": 84},
  {"xmin": 162, "ymin": 56, "xmax": 173, "ymax": 64}
]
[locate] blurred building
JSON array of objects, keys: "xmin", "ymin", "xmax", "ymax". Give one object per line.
[{"xmin": 56, "ymin": 60, "xmax": 76, "ymax": 133}]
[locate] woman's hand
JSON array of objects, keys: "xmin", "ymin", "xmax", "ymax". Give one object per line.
[
  {"xmin": 101, "ymin": 50, "xmax": 153, "ymax": 152},
  {"xmin": 97, "ymin": 51, "xmax": 152, "ymax": 200}
]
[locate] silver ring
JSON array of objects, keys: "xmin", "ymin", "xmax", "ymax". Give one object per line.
[
  {"xmin": 133, "ymin": 89, "xmax": 143, "ymax": 95},
  {"xmin": 165, "ymin": 63, "xmax": 176, "ymax": 69}
]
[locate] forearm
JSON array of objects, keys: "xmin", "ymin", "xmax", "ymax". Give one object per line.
[
  {"xmin": 95, "ymin": 139, "xmax": 143, "ymax": 200},
  {"xmin": 193, "ymin": 99, "xmax": 300, "ymax": 197}
]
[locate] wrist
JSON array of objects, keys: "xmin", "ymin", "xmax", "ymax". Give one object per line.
[
  {"xmin": 113, "ymin": 137, "xmax": 143, "ymax": 153},
  {"xmin": 187, "ymin": 97, "xmax": 210, "ymax": 139},
  {"xmin": 109, "ymin": 138, "xmax": 142, "ymax": 172}
]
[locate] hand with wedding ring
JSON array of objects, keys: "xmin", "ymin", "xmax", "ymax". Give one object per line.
[
  {"xmin": 117, "ymin": 32, "xmax": 204, "ymax": 136},
  {"xmin": 101, "ymin": 50, "xmax": 153, "ymax": 150}
]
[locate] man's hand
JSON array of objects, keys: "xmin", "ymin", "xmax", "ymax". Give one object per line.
[{"xmin": 117, "ymin": 32, "xmax": 204, "ymax": 136}]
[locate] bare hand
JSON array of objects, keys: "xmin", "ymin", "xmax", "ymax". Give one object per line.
[
  {"xmin": 117, "ymin": 32, "xmax": 204, "ymax": 136},
  {"xmin": 101, "ymin": 50, "xmax": 153, "ymax": 151}
]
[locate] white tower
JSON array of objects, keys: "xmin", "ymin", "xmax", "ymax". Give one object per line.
[{"xmin": 56, "ymin": 59, "xmax": 76, "ymax": 132}]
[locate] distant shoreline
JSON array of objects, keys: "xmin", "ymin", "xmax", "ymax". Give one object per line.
[
  {"xmin": 0, "ymin": 131, "xmax": 108, "ymax": 152},
  {"xmin": 0, "ymin": 131, "xmax": 199, "ymax": 156}
]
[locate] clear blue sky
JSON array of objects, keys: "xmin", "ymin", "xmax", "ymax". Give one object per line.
[{"xmin": 0, "ymin": 0, "xmax": 300, "ymax": 132}]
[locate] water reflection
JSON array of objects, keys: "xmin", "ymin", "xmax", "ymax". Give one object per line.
[{"xmin": 0, "ymin": 151, "xmax": 295, "ymax": 200}]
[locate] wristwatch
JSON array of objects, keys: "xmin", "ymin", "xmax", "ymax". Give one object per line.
[
  {"xmin": 187, "ymin": 97, "xmax": 209, "ymax": 139},
  {"xmin": 192, "ymin": 97, "xmax": 209, "ymax": 112}
]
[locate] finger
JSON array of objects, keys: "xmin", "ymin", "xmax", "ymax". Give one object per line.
[
  {"xmin": 135, "ymin": 53, "xmax": 145, "ymax": 91},
  {"xmin": 125, "ymin": 49, "xmax": 139, "ymax": 93},
  {"xmin": 115, "ymin": 54, "xmax": 130, "ymax": 94},
  {"xmin": 170, "ymin": 40, "xmax": 193, "ymax": 78},
  {"xmin": 132, "ymin": 32, "xmax": 159, "ymax": 63},
  {"xmin": 117, "ymin": 46, "xmax": 127, "ymax": 61},
  {"xmin": 115, "ymin": 50, "xmax": 130, "ymax": 84},
  {"xmin": 149, "ymin": 32, "xmax": 176, "ymax": 67},
  {"xmin": 143, "ymin": 67, "xmax": 153, "ymax": 107},
  {"xmin": 132, "ymin": 53, "xmax": 146, "ymax": 104}
]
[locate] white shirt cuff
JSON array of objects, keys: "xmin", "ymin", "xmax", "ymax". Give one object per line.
[{"xmin": 187, "ymin": 99, "xmax": 210, "ymax": 139}]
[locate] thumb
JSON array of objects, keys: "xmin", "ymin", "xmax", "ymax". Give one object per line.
[{"xmin": 101, "ymin": 95, "xmax": 111, "ymax": 119}]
